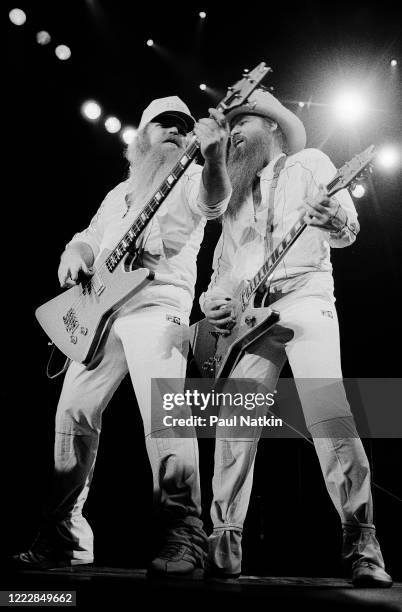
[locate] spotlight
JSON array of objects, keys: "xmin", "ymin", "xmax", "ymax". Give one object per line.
[
  {"xmin": 82, "ymin": 101, "xmax": 102, "ymax": 121},
  {"xmin": 390, "ymin": 59, "xmax": 398, "ymax": 67},
  {"xmin": 199, "ymin": 11, "xmax": 206, "ymax": 18},
  {"xmin": 146, "ymin": 39, "xmax": 154, "ymax": 47},
  {"xmin": 105, "ymin": 116, "xmax": 121, "ymax": 134},
  {"xmin": 55, "ymin": 45, "xmax": 71, "ymax": 60},
  {"xmin": 333, "ymin": 91, "xmax": 368, "ymax": 123},
  {"xmin": 376, "ymin": 145, "xmax": 400, "ymax": 171},
  {"xmin": 9, "ymin": 8, "xmax": 26, "ymax": 25},
  {"xmin": 199, "ymin": 83, "xmax": 207, "ymax": 91},
  {"xmin": 298, "ymin": 101, "xmax": 305, "ymax": 108},
  {"xmin": 36, "ymin": 31, "xmax": 51, "ymax": 45},
  {"xmin": 351, "ymin": 184, "xmax": 365, "ymax": 199},
  {"xmin": 121, "ymin": 127, "xmax": 137, "ymax": 144}
]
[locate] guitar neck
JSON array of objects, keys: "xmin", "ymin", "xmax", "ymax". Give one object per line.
[{"xmin": 239, "ymin": 172, "xmax": 344, "ymax": 309}]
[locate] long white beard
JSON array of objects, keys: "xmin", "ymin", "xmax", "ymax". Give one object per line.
[
  {"xmin": 126, "ymin": 133, "xmax": 185, "ymax": 210},
  {"xmin": 225, "ymin": 132, "xmax": 271, "ymax": 219}
]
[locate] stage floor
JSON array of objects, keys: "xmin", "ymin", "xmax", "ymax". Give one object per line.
[{"xmin": 3, "ymin": 566, "xmax": 401, "ymax": 611}]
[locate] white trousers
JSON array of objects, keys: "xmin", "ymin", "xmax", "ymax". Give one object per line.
[
  {"xmin": 43, "ymin": 288, "xmax": 204, "ymax": 563},
  {"xmin": 209, "ymin": 273, "xmax": 378, "ymax": 575}
]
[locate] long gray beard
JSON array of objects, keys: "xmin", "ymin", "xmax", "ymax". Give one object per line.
[
  {"xmin": 126, "ymin": 132, "xmax": 185, "ymax": 210},
  {"xmin": 225, "ymin": 133, "xmax": 271, "ymax": 220}
]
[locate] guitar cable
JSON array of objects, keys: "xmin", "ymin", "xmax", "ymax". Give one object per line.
[{"xmin": 46, "ymin": 342, "xmax": 71, "ymax": 379}]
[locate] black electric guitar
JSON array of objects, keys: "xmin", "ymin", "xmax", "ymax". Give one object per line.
[
  {"xmin": 189, "ymin": 145, "xmax": 375, "ymax": 379},
  {"xmin": 35, "ymin": 62, "xmax": 272, "ymax": 367}
]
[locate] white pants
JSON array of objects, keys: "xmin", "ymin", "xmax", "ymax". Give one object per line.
[
  {"xmin": 209, "ymin": 273, "xmax": 379, "ymax": 575},
  {"xmin": 43, "ymin": 287, "xmax": 204, "ymax": 563}
]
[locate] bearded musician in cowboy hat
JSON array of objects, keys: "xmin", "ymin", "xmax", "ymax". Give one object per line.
[{"xmin": 200, "ymin": 88, "xmax": 392, "ymax": 587}]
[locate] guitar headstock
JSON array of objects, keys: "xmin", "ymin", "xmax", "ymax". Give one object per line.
[
  {"xmin": 217, "ymin": 62, "xmax": 272, "ymax": 114},
  {"xmin": 328, "ymin": 145, "xmax": 376, "ymax": 195}
]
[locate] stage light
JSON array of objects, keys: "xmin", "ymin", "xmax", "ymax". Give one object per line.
[
  {"xmin": 376, "ymin": 145, "xmax": 400, "ymax": 171},
  {"xmin": 333, "ymin": 91, "xmax": 368, "ymax": 123},
  {"xmin": 199, "ymin": 11, "xmax": 206, "ymax": 18},
  {"xmin": 105, "ymin": 116, "xmax": 121, "ymax": 134},
  {"xmin": 82, "ymin": 101, "xmax": 102, "ymax": 120},
  {"xmin": 9, "ymin": 8, "xmax": 26, "ymax": 25},
  {"xmin": 390, "ymin": 59, "xmax": 398, "ymax": 67},
  {"xmin": 55, "ymin": 45, "xmax": 71, "ymax": 60},
  {"xmin": 146, "ymin": 39, "xmax": 154, "ymax": 47},
  {"xmin": 351, "ymin": 184, "xmax": 365, "ymax": 198},
  {"xmin": 199, "ymin": 84, "xmax": 207, "ymax": 91},
  {"xmin": 121, "ymin": 127, "xmax": 137, "ymax": 144},
  {"xmin": 298, "ymin": 101, "xmax": 305, "ymax": 108},
  {"xmin": 36, "ymin": 31, "xmax": 51, "ymax": 45}
]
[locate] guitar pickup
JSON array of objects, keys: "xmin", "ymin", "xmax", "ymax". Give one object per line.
[{"xmin": 91, "ymin": 272, "xmax": 105, "ymax": 296}]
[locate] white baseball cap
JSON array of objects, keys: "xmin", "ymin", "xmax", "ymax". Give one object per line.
[{"xmin": 138, "ymin": 96, "xmax": 195, "ymax": 133}]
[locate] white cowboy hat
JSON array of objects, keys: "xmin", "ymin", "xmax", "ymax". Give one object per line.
[
  {"xmin": 138, "ymin": 96, "xmax": 195, "ymax": 133},
  {"xmin": 225, "ymin": 89, "xmax": 306, "ymax": 154}
]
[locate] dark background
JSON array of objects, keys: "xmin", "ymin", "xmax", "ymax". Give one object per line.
[{"xmin": 4, "ymin": 0, "xmax": 402, "ymax": 580}]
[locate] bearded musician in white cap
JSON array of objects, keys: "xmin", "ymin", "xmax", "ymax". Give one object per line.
[
  {"xmin": 200, "ymin": 89, "xmax": 392, "ymax": 587},
  {"xmin": 13, "ymin": 97, "xmax": 231, "ymax": 576}
]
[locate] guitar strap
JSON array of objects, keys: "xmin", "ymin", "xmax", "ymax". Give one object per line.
[
  {"xmin": 265, "ymin": 153, "xmax": 287, "ymax": 257},
  {"xmin": 251, "ymin": 154, "xmax": 287, "ymax": 301}
]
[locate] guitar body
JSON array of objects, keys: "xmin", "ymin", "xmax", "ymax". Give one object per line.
[
  {"xmin": 189, "ymin": 306, "xmax": 280, "ymax": 379},
  {"xmin": 35, "ymin": 249, "xmax": 154, "ymax": 367}
]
